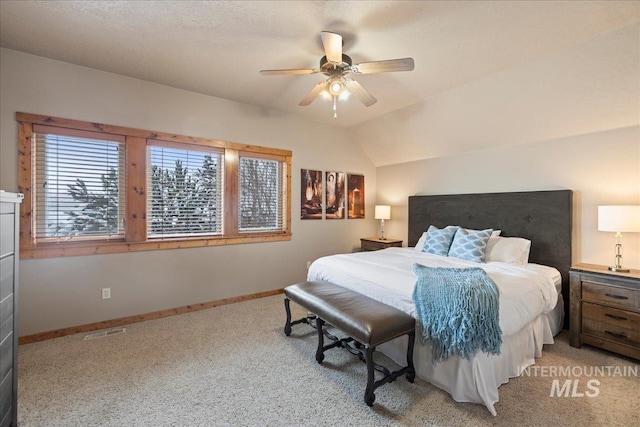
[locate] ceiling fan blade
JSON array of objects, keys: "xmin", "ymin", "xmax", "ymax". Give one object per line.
[
  {"xmin": 320, "ymin": 31, "xmax": 342, "ymax": 63},
  {"xmin": 260, "ymin": 68, "xmax": 320, "ymax": 76},
  {"xmin": 345, "ymin": 79, "xmax": 377, "ymax": 107},
  {"xmin": 299, "ymin": 80, "xmax": 328, "ymax": 106},
  {"xmin": 352, "ymin": 58, "xmax": 415, "ymax": 74}
]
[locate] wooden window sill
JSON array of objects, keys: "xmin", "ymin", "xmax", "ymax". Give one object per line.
[{"xmin": 21, "ymin": 232, "xmax": 292, "ymax": 259}]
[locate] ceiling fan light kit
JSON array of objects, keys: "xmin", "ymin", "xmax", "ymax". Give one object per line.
[
  {"xmin": 260, "ymin": 31, "xmax": 414, "ymax": 119},
  {"xmin": 328, "ymin": 76, "xmax": 345, "ymax": 96}
]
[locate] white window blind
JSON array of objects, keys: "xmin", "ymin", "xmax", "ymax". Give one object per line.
[
  {"xmin": 239, "ymin": 156, "xmax": 286, "ymax": 232},
  {"xmin": 33, "ymin": 130, "xmax": 126, "ymax": 240},
  {"xmin": 147, "ymin": 145, "xmax": 223, "ymax": 238}
]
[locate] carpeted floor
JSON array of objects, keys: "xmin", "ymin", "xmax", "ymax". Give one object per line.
[{"xmin": 18, "ymin": 295, "xmax": 640, "ymax": 426}]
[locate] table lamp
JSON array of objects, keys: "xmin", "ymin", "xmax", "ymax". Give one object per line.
[
  {"xmin": 598, "ymin": 205, "xmax": 640, "ymax": 272},
  {"xmin": 375, "ymin": 205, "xmax": 391, "ymax": 240}
]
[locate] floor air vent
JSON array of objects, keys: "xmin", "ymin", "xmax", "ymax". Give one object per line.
[{"xmin": 84, "ymin": 328, "xmax": 126, "ymax": 340}]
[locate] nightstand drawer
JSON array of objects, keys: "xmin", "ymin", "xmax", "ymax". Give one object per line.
[
  {"xmin": 582, "ymin": 318, "xmax": 640, "ymax": 349},
  {"xmin": 582, "ymin": 281, "xmax": 639, "ymax": 310},
  {"xmin": 363, "ymin": 240, "xmax": 387, "ymax": 251},
  {"xmin": 582, "ymin": 302, "xmax": 640, "ymax": 330},
  {"xmin": 360, "ymin": 238, "xmax": 402, "ymax": 252}
]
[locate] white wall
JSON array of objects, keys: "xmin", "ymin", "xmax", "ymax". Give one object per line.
[
  {"xmin": 350, "ymin": 23, "xmax": 639, "ymax": 167},
  {"xmin": 3, "ymin": 17, "xmax": 639, "ymax": 336},
  {"xmin": 353, "ymin": 22, "xmax": 640, "ymax": 270},
  {"xmin": 0, "ymin": 48, "xmax": 378, "ymax": 336},
  {"xmin": 375, "ymin": 127, "xmax": 640, "ymax": 270}
]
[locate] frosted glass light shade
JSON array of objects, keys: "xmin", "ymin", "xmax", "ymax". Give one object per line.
[
  {"xmin": 598, "ymin": 206, "xmax": 640, "ymax": 232},
  {"xmin": 375, "ymin": 205, "xmax": 391, "ymax": 220}
]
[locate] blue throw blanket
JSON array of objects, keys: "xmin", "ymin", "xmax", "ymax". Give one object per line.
[{"xmin": 412, "ymin": 264, "xmax": 502, "ymax": 363}]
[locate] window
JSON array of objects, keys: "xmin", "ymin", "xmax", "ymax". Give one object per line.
[
  {"xmin": 17, "ymin": 113, "xmax": 292, "ymax": 258},
  {"xmin": 148, "ymin": 144, "xmax": 223, "ymax": 238},
  {"xmin": 239, "ymin": 155, "xmax": 285, "ymax": 232},
  {"xmin": 33, "ymin": 126, "xmax": 126, "ymax": 241}
]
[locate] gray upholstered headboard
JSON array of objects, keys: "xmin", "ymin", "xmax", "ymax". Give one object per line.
[{"xmin": 408, "ymin": 190, "xmax": 572, "ymax": 326}]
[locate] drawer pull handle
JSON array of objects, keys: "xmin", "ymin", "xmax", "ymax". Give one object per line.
[
  {"xmin": 604, "ymin": 293, "xmax": 628, "ymax": 300},
  {"xmin": 605, "ymin": 330, "xmax": 627, "ymax": 339},
  {"xmin": 605, "ymin": 313, "xmax": 627, "ymax": 321}
]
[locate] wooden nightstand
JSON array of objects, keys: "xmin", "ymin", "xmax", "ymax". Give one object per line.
[
  {"xmin": 570, "ymin": 263, "xmax": 640, "ymax": 360},
  {"xmin": 360, "ymin": 237, "xmax": 402, "ymax": 252}
]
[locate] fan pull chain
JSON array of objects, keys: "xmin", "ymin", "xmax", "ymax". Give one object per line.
[{"xmin": 333, "ymin": 95, "xmax": 338, "ymax": 119}]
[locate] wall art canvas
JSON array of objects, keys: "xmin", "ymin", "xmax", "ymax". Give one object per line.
[
  {"xmin": 325, "ymin": 171, "xmax": 345, "ymax": 219},
  {"xmin": 301, "ymin": 169, "xmax": 323, "ymax": 219},
  {"xmin": 347, "ymin": 173, "xmax": 365, "ymax": 219}
]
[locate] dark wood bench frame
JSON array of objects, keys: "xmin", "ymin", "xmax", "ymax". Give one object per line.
[{"xmin": 283, "ymin": 281, "xmax": 416, "ymax": 406}]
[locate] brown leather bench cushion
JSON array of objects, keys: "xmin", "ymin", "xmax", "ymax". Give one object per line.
[{"xmin": 284, "ymin": 281, "xmax": 415, "ymax": 347}]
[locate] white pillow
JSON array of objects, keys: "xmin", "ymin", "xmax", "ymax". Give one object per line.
[
  {"xmin": 485, "ymin": 236, "xmax": 531, "ymax": 265},
  {"xmin": 465, "ymin": 227, "xmax": 501, "ymax": 237}
]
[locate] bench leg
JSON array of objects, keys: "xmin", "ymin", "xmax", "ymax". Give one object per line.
[
  {"xmin": 284, "ymin": 298, "xmax": 292, "ymax": 336},
  {"xmin": 406, "ymin": 331, "xmax": 416, "ymax": 383},
  {"xmin": 364, "ymin": 346, "xmax": 377, "ymax": 406},
  {"xmin": 315, "ymin": 317, "xmax": 325, "ymax": 364}
]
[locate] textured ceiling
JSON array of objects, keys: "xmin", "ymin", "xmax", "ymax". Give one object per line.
[{"xmin": 0, "ymin": 1, "xmax": 638, "ymax": 128}]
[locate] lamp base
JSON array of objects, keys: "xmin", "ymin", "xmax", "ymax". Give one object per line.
[
  {"xmin": 379, "ymin": 218, "xmax": 386, "ymax": 241},
  {"xmin": 608, "ymin": 266, "xmax": 630, "ymax": 273}
]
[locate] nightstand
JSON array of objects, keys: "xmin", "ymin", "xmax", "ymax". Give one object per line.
[
  {"xmin": 360, "ymin": 237, "xmax": 402, "ymax": 252},
  {"xmin": 570, "ymin": 263, "xmax": 640, "ymax": 360}
]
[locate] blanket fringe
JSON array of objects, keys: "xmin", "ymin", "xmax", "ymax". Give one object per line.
[{"xmin": 412, "ymin": 264, "xmax": 502, "ymax": 363}]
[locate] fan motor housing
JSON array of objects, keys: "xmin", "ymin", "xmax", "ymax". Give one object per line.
[{"xmin": 320, "ymin": 54, "xmax": 353, "ymax": 75}]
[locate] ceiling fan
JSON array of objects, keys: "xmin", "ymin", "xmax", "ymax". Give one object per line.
[{"xmin": 260, "ymin": 31, "xmax": 414, "ymax": 118}]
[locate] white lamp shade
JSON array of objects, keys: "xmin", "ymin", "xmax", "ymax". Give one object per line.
[
  {"xmin": 598, "ymin": 205, "xmax": 640, "ymax": 232},
  {"xmin": 375, "ymin": 205, "xmax": 391, "ymax": 220}
]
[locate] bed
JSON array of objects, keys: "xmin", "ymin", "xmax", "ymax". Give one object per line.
[{"xmin": 307, "ymin": 190, "xmax": 572, "ymax": 415}]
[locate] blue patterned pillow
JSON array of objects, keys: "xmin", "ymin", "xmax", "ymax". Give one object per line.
[
  {"xmin": 448, "ymin": 228, "xmax": 493, "ymax": 262},
  {"xmin": 422, "ymin": 225, "xmax": 459, "ymax": 256}
]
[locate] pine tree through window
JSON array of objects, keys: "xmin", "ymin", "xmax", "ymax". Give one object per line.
[
  {"xmin": 34, "ymin": 128, "xmax": 126, "ymax": 241},
  {"xmin": 148, "ymin": 145, "xmax": 223, "ymax": 238}
]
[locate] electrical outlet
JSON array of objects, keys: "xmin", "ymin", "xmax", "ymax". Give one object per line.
[{"xmin": 102, "ymin": 288, "xmax": 111, "ymax": 300}]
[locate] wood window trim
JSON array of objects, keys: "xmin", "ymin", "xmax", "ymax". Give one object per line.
[
  {"xmin": 33, "ymin": 124, "xmax": 127, "ymax": 143},
  {"xmin": 17, "ymin": 112, "xmax": 292, "ymax": 259}
]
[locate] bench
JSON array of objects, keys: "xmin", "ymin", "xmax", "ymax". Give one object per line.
[{"xmin": 283, "ymin": 281, "xmax": 416, "ymax": 406}]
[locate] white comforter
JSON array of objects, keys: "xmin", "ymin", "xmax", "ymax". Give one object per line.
[
  {"xmin": 306, "ymin": 247, "xmax": 561, "ymax": 415},
  {"xmin": 307, "ymin": 247, "xmax": 559, "ymax": 337}
]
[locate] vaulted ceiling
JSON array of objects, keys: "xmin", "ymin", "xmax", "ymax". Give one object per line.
[{"xmin": 1, "ymin": 1, "xmax": 638, "ymax": 129}]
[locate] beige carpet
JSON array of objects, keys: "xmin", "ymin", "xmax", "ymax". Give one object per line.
[{"xmin": 18, "ymin": 295, "xmax": 640, "ymax": 426}]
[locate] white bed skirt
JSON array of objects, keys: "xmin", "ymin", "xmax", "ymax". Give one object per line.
[
  {"xmin": 379, "ymin": 307, "xmax": 559, "ymax": 416},
  {"xmin": 548, "ymin": 294, "xmax": 565, "ymax": 337}
]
